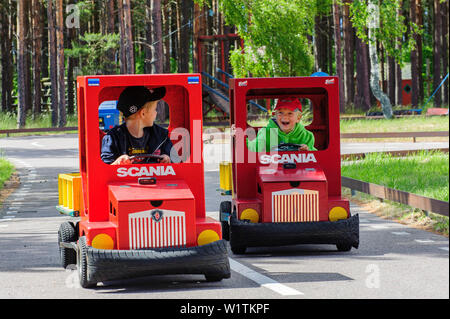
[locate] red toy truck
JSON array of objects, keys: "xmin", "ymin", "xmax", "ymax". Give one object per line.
[
  {"xmin": 219, "ymin": 76, "xmax": 359, "ymax": 254},
  {"xmin": 57, "ymin": 74, "xmax": 230, "ymax": 288}
]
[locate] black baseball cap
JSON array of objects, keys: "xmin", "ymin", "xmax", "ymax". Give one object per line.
[{"xmin": 117, "ymin": 86, "xmax": 166, "ymax": 118}]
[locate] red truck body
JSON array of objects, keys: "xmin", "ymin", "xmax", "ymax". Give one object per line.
[
  {"xmin": 221, "ymin": 76, "xmax": 359, "ymax": 253},
  {"xmin": 58, "ymin": 74, "xmax": 230, "ymax": 287}
]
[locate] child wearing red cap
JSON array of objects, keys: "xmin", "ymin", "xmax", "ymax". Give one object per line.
[{"xmin": 247, "ymin": 98, "xmax": 317, "ymax": 152}]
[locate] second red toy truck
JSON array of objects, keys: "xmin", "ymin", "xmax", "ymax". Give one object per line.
[{"xmin": 219, "ymin": 76, "xmax": 359, "ymax": 254}]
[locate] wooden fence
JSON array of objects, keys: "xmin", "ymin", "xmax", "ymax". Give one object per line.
[
  {"xmin": 342, "ymin": 177, "xmax": 449, "ymax": 217},
  {"xmin": 0, "ymin": 127, "xmax": 77, "ymax": 137},
  {"xmin": 340, "ymin": 131, "xmax": 449, "ymax": 143}
]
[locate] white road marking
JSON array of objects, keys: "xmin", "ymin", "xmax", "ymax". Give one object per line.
[
  {"xmin": 391, "ymin": 231, "xmax": 410, "ymax": 236},
  {"xmin": 370, "ymin": 225, "xmax": 388, "ymax": 229},
  {"xmin": 415, "ymin": 239, "xmax": 435, "ymax": 243},
  {"xmin": 438, "ymin": 247, "xmax": 449, "ymax": 252},
  {"xmin": 31, "ymin": 142, "xmax": 44, "ymax": 148},
  {"xmin": 229, "ymin": 258, "xmax": 304, "ymax": 296}
]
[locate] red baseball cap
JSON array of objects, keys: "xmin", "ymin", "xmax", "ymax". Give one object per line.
[{"xmin": 274, "ymin": 98, "xmax": 302, "ymax": 112}]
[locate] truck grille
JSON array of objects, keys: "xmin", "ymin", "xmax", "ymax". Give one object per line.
[
  {"xmin": 272, "ymin": 189, "xmax": 319, "ymax": 222},
  {"xmin": 128, "ymin": 209, "xmax": 186, "ymax": 249}
]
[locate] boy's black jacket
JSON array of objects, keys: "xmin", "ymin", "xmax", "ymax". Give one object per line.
[{"xmin": 101, "ymin": 123, "xmax": 174, "ymax": 164}]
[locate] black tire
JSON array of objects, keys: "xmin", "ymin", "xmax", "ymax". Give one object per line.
[
  {"xmin": 81, "ymin": 239, "xmax": 230, "ymax": 284},
  {"xmin": 58, "ymin": 222, "xmax": 77, "ymax": 269},
  {"xmin": 77, "ymin": 236, "xmax": 96, "ymax": 288},
  {"xmin": 220, "ymin": 201, "xmax": 231, "ymax": 241},
  {"xmin": 336, "ymin": 243, "xmax": 352, "ymax": 252},
  {"xmin": 230, "ymin": 245, "xmax": 246, "ymax": 255},
  {"xmin": 204, "ymin": 274, "xmax": 224, "ymax": 282}
]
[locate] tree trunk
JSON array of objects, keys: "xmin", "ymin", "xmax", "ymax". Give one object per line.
[
  {"xmin": 123, "ymin": 0, "xmax": 135, "ymax": 74},
  {"xmin": 56, "ymin": 0, "xmax": 65, "ymax": 127},
  {"xmin": 433, "ymin": 0, "xmax": 442, "ymax": 106},
  {"xmin": 332, "ymin": 0, "xmax": 345, "ymax": 113},
  {"xmin": 410, "ymin": 0, "xmax": 419, "ymax": 107},
  {"xmin": 23, "ymin": 0, "xmax": 32, "ymax": 115},
  {"xmin": 151, "ymin": 0, "xmax": 163, "ymax": 74},
  {"xmin": 1, "ymin": 0, "xmax": 14, "ymax": 113},
  {"xmin": 367, "ymin": 0, "xmax": 392, "ymax": 118},
  {"xmin": 380, "ymin": 41, "xmax": 386, "ymax": 93},
  {"xmin": 145, "ymin": 0, "xmax": 152, "ymax": 74},
  {"xmin": 117, "ymin": 0, "xmax": 127, "ymax": 74},
  {"xmin": 193, "ymin": 1, "xmax": 201, "ymax": 73},
  {"xmin": 396, "ymin": 0, "xmax": 403, "ymax": 106},
  {"xmin": 417, "ymin": 0, "xmax": 424, "ymax": 103},
  {"xmin": 105, "ymin": 0, "xmax": 116, "ymax": 74},
  {"xmin": 343, "ymin": 1, "xmax": 355, "ymax": 107},
  {"xmin": 355, "ymin": 36, "xmax": 371, "ymax": 111},
  {"xmin": 17, "ymin": 0, "xmax": 27, "ymax": 128},
  {"xmin": 47, "ymin": 0, "xmax": 58, "ymax": 127},
  {"xmin": 388, "ymin": 54, "xmax": 396, "ymax": 106},
  {"xmin": 327, "ymin": 11, "xmax": 333, "ymax": 76},
  {"xmin": 162, "ymin": 0, "xmax": 171, "ymax": 73},
  {"xmin": 177, "ymin": 0, "xmax": 192, "ymax": 73},
  {"xmin": 441, "ymin": 0, "xmax": 448, "ymax": 105},
  {"xmin": 67, "ymin": 22, "xmax": 75, "ymax": 115},
  {"xmin": 151, "ymin": 0, "xmax": 165, "ymax": 122},
  {"xmin": 31, "ymin": 0, "xmax": 42, "ymax": 119}
]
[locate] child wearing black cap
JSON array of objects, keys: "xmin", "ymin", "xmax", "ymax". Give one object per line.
[{"xmin": 101, "ymin": 86, "xmax": 176, "ymax": 165}]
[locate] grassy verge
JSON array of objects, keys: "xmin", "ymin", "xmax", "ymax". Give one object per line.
[
  {"xmin": 0, "ymin": 112, "xmax": 78, "ymax": 137},
  {"xmin": 339, "ymin": 115, "xmax": 449, "ymax": 142},
  {"xmin": 342, "ymin": 150, "xmax": 449, "ymax": 236},
  {"xmin": 0, "ymin": 158, "xmax": 14, "ymax": 190},
  {"xmin": 340, "ymin": 115, "xmax": 449, "ymax": 133},
  {"xmin": 342, "ymin": 150, "xmax": 449, "ymax": 201},
  {"xmin": 0, "ymin": 157, "xmax": 15, "ymax": 209}
]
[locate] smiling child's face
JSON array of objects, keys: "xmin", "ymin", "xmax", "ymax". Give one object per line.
[{"xmin": 274, "ymin": 108, "xmax": 302, "ymax": 133}]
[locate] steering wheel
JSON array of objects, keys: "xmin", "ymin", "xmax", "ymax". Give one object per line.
[
  {"xmin": 129, "ymin": 154, "xmax": 164, "ymax": 163},
  {"xmin": 271, "ymin": 143, "xmax": 303, "ymax": 152}
]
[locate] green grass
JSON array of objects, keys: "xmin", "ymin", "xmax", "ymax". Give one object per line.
[
  {"xmin": 339, "ymin": 115, "xmax": 449, "ymax": 133},
  {"xmin": 342, "ymin": 150, "xmax": 449, "ymax": 236},
  {"xmin": 0, "ymin": 112, "xmax": 78, "ymax": 130},
  {"xmin": 0, "ymin": 157, "xmax": 14, "ymax": 192},
  {"xmin": 342, "ymin": 150, "xmax": 449, "ymax": 201}
]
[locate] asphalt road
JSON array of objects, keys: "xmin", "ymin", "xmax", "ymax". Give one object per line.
[{"xmin": 0, "ymin": 134, "xmax": 448, "ymax": 301}]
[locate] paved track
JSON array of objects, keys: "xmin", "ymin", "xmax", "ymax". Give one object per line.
[{"xmin": 0, "ymin": 134, "xmax": 448, "ymax": 301}]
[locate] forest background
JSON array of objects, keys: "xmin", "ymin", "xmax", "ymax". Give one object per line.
[{"xmin": 0, "ymin": 0, "xmax": 448, "ymax": 128}]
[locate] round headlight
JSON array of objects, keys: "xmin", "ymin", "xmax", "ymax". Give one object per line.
[
  {"xmin": 197, "ymin": 229, "xmax": 220, "ymax": 246},
  {"xmin": 329, "ymin": 206, "xmax": 348, "ymax": 222},
  {"xmin": 240, "ymin": 208, "xmax": 259, "ymax": 223},
  {"xmin": 91, "ymin": 233, "xmax": 114, "ymax": 250}
]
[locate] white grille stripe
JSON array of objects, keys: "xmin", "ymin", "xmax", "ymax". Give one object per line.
[
  {"xmin": 128, "ymin": 210, "xmax": 186, "ymax": 249},
  {"xmin": 272, "ymin": 189, "xmax": 319, "ymax": 222}
]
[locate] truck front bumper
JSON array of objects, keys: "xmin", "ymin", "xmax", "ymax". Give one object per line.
[
  {"xmin": 229, "ymin": 214, "xmax": 359, "ymax": 250},
  {"xmin": 65, "ymin": 239, "xmax": 230, "ymax": 286}
]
